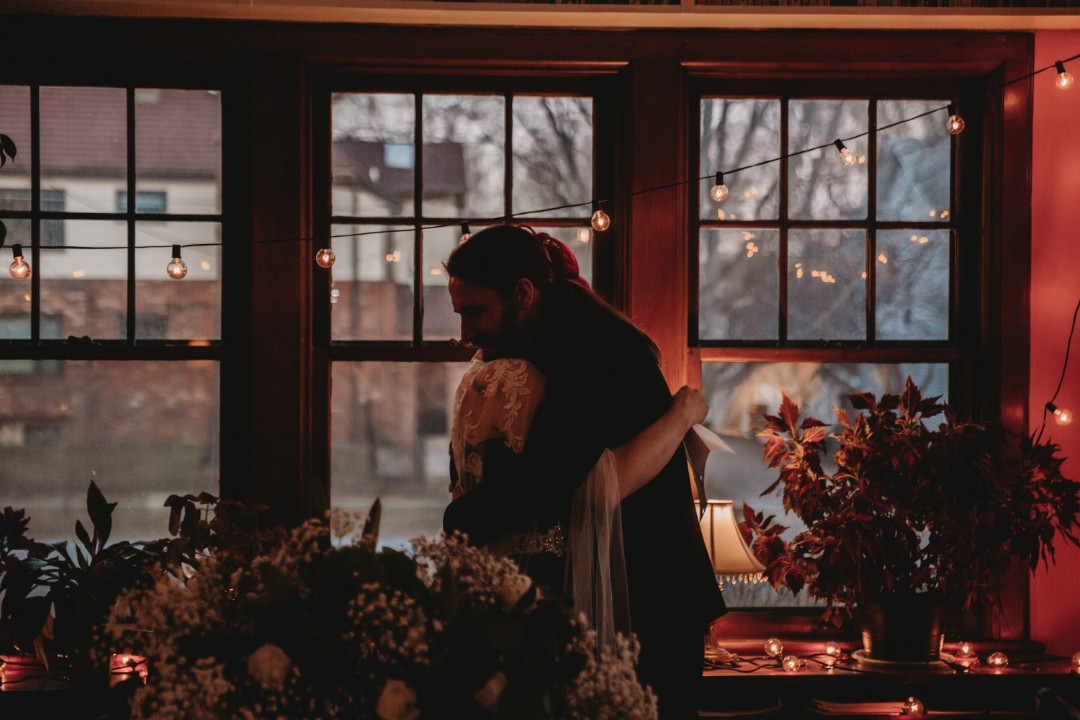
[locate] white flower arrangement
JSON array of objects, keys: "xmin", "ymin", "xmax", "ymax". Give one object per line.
[{"xmin": 94, "ymin": 500, "xmax": 658, "ymax": 720}]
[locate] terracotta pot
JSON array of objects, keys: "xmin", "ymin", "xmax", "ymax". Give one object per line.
[{"xmin": 859, "ymin": 594, "xmax": 944, "ymax": 661}]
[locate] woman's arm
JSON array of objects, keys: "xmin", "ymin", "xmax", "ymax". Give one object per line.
[{"xmin": 610, "ymin": 385, "xmax": 708, "ymax": 499}]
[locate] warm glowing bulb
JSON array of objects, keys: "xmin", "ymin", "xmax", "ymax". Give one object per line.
[
  {"xmin": 839, "ymin": 147, "xmax": 858, "ymax": 167},
  {"xmin": 710, "ymin": 184, "xmax": 729, "ymax": 203},
  {"xmin": 1071, "ymin": 651, "xmax": 1080, "ymax": 672},
  {"xmin": 764, "ymin": 638, "xmax": 783, "ymax": 657},
  {"xmin": 902, "ymin": 696, "xmax": 926, "ymax": 717},
  {"xmin": 1054, "ymin": 406, "xmax": 1074, "ymax": 426},
  {"xmin": 957, "ymin": 641, "xmax": 974, "ymax": 657},
  {"xmin": 781, "ymin": 655, "xmax": 801, "ymax": 673},
  {"xmin": 1056, "ymin": 66, "xmax": 1075, "ymax": 90},
  {"xmin": 823, "ymin": 641, "xmax": 841, "ymax": 662},
  {"xmin": 166, "ymin": 245, "xmax": 187, "ymax": 279},
  {"xmin": 316, "ymin": 248, "xmax": 336, "ymax": 269},
  {"xmin": 577, "ymin": 227, "xmax": 592, "ymax": 244},
  {"xmin": 946, "ymin": 114, "xmax": 965, "ymax": 135},
  {"xmin": 591, "ymin": 208, "xmax": 611, "ymax": 233},
  {"xmin": 987, "ymin": 651, "xmax": 1009, "ymax": 669},
  {"xmin": 9, "ymin": 244, "xmax": 31, "ymax": 280}
]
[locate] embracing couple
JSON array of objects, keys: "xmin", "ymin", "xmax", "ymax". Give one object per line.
[{"xmin": 443, "ymin": 224, "xmax": 726, "ymax": 720}]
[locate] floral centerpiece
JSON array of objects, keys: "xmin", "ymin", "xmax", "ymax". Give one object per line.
[
  {"xmin": 93, "ymin": 496, "xmax": 658, "ymax": 720},
  {"xmin": 742, "ymin": 378, "xmax": 1080, "ymax": 643}
]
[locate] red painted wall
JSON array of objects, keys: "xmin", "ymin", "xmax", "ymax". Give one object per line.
[{"xmin": 1030, "ymin": 30, "xmax": 1080, "ymax": 657}]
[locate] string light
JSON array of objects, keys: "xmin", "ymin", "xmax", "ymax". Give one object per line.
[
  {"xmin": 710, "ymin": 171, "xmax": 730, "ymax": 203},
  {"xmin": 576, "ymin": 227, "xmax": 592, "ymax": 244},
  {"xmin": 946, "ymin": 103, "xmax": 965, "ymax": 135},
  {"xmin": 1047, "ymin": 402, "xmax": 1074, "ymax": 426},
  {"xmin": 901, "ymin": 697, "xmax": 926, "ymax": 717},
  {"xmin": 1056, "ymin": 61, "xmax": 1075, "ymax": 90},
  {"xmin": 833, "ymin": 139, "xmax": 858, "ymax": 167},
  {"xmin": 763, "ymin": 638, "xmax": 783, "ymax": 657},
  {"xmin": 781, "ymin": 655, "xmax": 802, "ymax": 673},
  {"xmin": 986, "ymin": 651, "xmax": 1009, "ymax": 669},
  {"xmin": 315, "ymin": 247, "xmax": 336, "ymax": 269},
  {"xmin": 822, "ymin": 641, "xmax": 842, "ymax": 666},
  {"xmin": 957, "ymin": 641, "xmax": 974, "ymax": 657},
  {"xmin": 166, "ymin": 244, "xmax": 188, "ymax": 279},
  {"xmin": 8, "ymin": 243, "xmax": 30, "ymax": 280},
  {"xmin": 459, "ymin": 221, "xmax": 471, "ymax": 244},
  {"xmin": 590, "ymin": 204, "xmax": 611, "ymax": 233},
  {"xmin": 1071, "ymin": 651, "xmax": 1080, "ymax": 673}
]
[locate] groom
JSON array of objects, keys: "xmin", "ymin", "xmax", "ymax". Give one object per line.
[{"xmin": 443, "ymin": 224, "xmax": 725, "ymax": 720}]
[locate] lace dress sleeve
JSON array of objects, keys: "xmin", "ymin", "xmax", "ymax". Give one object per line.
[{"xmin": 450, "ymin": 354, "xmax": 546, "ymax": 497}]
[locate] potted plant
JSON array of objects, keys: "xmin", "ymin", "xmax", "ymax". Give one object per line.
[{"xmin": 743, "ymin": 378, "xmax": 1080, "ymax": 661}]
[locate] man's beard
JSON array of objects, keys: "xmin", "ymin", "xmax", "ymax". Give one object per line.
[{"xmin": 475, "ymin": 303, "xmax": 529, "ymax": 360}]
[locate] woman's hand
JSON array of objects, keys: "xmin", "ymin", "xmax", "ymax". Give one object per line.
[{"xmin": 672, "ymin": 385, "xmax": 709, "ymax": 429}]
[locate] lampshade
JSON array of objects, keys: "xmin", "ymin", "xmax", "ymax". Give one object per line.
[{"xmin": 699, "ymin": 500, "xmax": 765, "ymax": 583}]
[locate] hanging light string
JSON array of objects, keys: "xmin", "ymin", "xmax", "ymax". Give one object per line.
[
  {"xmin": 0, "ymin": 56, "xmax": 1076, "ymax": 255},
  {"xmin": 1037, "ymin": 296, "xmax": 1080, "ymax": 440}
]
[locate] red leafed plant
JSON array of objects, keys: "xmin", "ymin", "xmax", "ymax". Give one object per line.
[{"xmin": 742, "ymin": 377, "xmax": 1080, "ymax": 628}]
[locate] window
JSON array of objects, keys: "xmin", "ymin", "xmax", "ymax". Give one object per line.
[
  {"xmin": 117, "ymin": 190, "xmax": 168, "ymax": 214},
  {"xmin": 0, "ymin": 84, "xmax": 223, "ymax": 542},
  {"xmin": 693, "ymin": 85, "xmax": 974, "ymax": 608},
  {"xmin": 323, "ymin": 84, "xmax": 603, "ymax": 548}
]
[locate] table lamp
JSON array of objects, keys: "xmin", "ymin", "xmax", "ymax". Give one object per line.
[{"xmin": 699, "ymin": 499, "xmax": 765, "ymax": 662}]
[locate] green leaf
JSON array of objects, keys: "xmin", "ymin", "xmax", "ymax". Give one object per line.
[
  {"xmin": 0, "ymin": 134, "xmax": 16, "ymax": 162},
  {"xmin": 85, "ymin": 481, "xmax": 116, "ymax": 550},
  {"xmin": 361, "ymin": 497, "xmax": 381, "ymax": 545},
  {"xmin": 74, "ymin": 519, "xmax": 92, "ymax": 555}
]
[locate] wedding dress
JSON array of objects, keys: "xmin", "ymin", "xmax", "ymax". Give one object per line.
[{"xmin": 449, "ymin": 352, "xmax": 631, "ymax": 646}]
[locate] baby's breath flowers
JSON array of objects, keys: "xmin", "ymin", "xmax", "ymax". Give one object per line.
[{"xmin": 97, "ymin": 502, "xmax": 656, "ymax": 720}]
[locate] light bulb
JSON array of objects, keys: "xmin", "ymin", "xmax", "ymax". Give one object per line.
[
  {"xmin": 901, "ymin": 696, "xmax": 925, "ymax": 717},
  {"xmin": 781, "ymin": 655, "xmax": 802, "ymax": 673},
  {"xmin": 957, "ymin": 640, "xmax": 974, "ymax": 657},
  {"xmin": 8, "ymin": 244, "xmax": 30, "ymax": 280},
  {"xmin": 987, "ymin": 651, "xmax": 1009, "ymax": 669},
  {"xmin": 166, "ymin": 245, "xmax": 188, "ymax": 279},
  {"xmin": 591, "ymin": 208, "xmax": 611, "ymax": 233},
  {"xmin": 946, "ymin": 104, "xmax": 965, "ymax": 135},
  {"xmin": 315, "ymin": 247, "xmax": 336, "ymax": 269},
  {"xmin": 1054, "ymin": 407, "xmax": 1074, "ymax": 426},
  {"xmin": 1071, "ymin": 651, "xmax": 1080, "ymax": 672},
  {"xmin": 1055, "ymin": 62, "xmax": 1075, "ymax": 90},
  {"xmin": 834, "ymin": 139, "xmax": 858, "ymax": 167},
  {"xmin": 822, "ymin": 641, "xmax": 841, "ymax": 666},
  {"xmin": 459, "ymin": 221, "xmax": 471, "ymax": 244},
  {"xmin": 710, "ymin": 171, "xmax": 729, "ymax": 203},
  {"xmin": 764, "ymin": 638, "xmax": 783, "ymax": 657},
  {"xmin": 576, "ymin": 227, "xmax": 592, "ymax": 244}
]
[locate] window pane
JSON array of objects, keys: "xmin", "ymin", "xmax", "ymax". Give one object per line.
[
  {"xmin": 329, "ymin": 223, "xmax": 414, "ymax": 341},
  {"xmin": 699, "ymin": 226, "xmax": 779, "ymax": 340},
  {"xmin": 699, "ymin": 98, "xmax": 781, "ymax": 222},
  {"xmin": 135, "ymin": 222, "xmax": 221, "ymax": 340},
  {"xmin": 135, "ymin": 89, "xmax": 222, "ymax": 215},
  {"xmin": 700, "ymin": 360, "xmax": 947, "ymax": 607},
  {"xmin": 789, "ymin": 99, "xmax": 868, "ymax": 220},
  {"xmin": 0, "ymin": 360, "xmax": 219, "ymax": 543},
  {"xmin": 788, "ymin": 228, "xmax": 866, "ymax": 341},
  {"xmin": 332, "ymin": 93, "xmax": 415, "ymax": 218},
  {"xmin": 877, "ymin": 100, "xmax": 951, "ymax": 222},
  {"xmin": 331, "ymin": 361, "xmax": 469, "ymax": 549},
  {"xmin": 40, "ymin": 219, "xmax": 127, "ymax": 340},
  {"xmin": 422, "ymin": 224, "xmax": 459, "ymax": 342},
  {"xmin": 0, "ymin": 85, "xmax": 31, "ymax": 200},
  {"xmin": 876, "ymin": 229, "xmax": 949, "ymax": 340},
  {"xmin": 423, "ymin": 94, "xmax": 503, "ymax": 219},
  {"xmin": 42, "ymin": 87, "xmax": 127, "ymax": 211},
  {"xmin": 512, "ymin": 96, "xmax": 593, "ymax": 219}
]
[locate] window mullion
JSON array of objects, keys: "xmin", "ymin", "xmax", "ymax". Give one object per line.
[
  {"xmin": 126, "ymin": 87, "xmax": 137, "ymax": 345},
  {"xmin": 778, "ymin": 97, "xmax": 789, "ymax": 346},
  {"xmin": 29, "ymin": 84, "xmax": 41, "ymax": 344},
  {"xmin": 866, "ymin": 98, "xmax": 878, "ymax": 346},
  {"xmin": 504, "ymin": 92, "xmax": 513, "ymax": 222},
  {"xmin": 413, "ymin": 91, "xmax": 424, "ymax": 346}
]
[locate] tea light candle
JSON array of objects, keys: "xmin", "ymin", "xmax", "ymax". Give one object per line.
[
  {"xmin": 901, "ymin": 696, "xmax": 926, "ymax": 717},
  {"xmin": 822, "ymin": 641, "xmax": 841, "ymax": 667},
  {"xmin": 986, "ymin": 651, "xmax": 1009, "ymax": 669},
  {"xmin": 781, "ymin": 655, "xmax": 802, "ymax": 673},
  {"xmin": 764, "ymin": 638, "xmax": 783, "ymax": 657}
]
